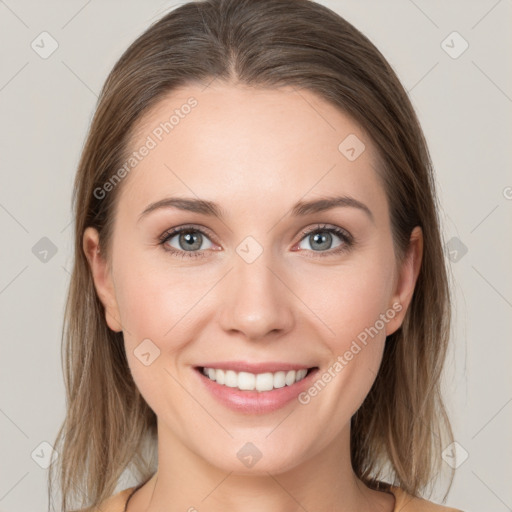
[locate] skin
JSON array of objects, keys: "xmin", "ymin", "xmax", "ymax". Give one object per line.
[{"xmin": 83, "ymin": 82, "xmax": 422, "ymax": 512}]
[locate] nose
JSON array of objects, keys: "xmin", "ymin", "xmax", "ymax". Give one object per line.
[{"xmin": 217, "ymin": 248, "xmax": 295, "ymax": 341}]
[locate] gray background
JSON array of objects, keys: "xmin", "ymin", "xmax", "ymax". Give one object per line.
[{"xmin": 0, "ymin": 1, "xmax": 511, "ymax": 511}]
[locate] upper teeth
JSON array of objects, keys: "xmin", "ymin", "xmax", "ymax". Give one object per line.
[{"xmin": 202, "ymin": 367, "xmax": 309, "ymax": 392}]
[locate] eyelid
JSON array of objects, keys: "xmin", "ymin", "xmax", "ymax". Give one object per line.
[
  {"xmin": 158, "ymin": 223, "xmax": 218, "ymax": 244},
  {"xmin": 296, "ymin": 223, "xmax": 353, "ymax": 244}
]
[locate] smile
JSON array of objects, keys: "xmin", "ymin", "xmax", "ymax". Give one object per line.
[
  {"xmin": 200, "ymin": 366, "xmax": 312, "ymax": 392},
  {"xmin": 193, "ymin": 364, "xmax": 320, "ymax": 414}
]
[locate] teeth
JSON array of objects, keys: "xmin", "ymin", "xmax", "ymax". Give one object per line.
[{"xmin": 201, "ymin": 367, "xmax": 309, "ymax": 392}]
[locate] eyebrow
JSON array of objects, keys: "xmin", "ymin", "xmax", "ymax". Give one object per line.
[{"xmin": 137, "ymin": 195, "xmax": 374, "ymax": 223}]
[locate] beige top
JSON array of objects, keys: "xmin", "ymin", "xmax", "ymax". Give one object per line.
[{"xmin": 93, "ymin": 484, "xmax": 464, "ymax": 512}]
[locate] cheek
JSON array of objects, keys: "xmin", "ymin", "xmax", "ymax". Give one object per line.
[
  {"xmin": 306, "ymin": 256, "xmax": 396, "ymax": 418},
  {"xmin": 113, "ymin": 254, "xmax": 201, "ymax": 414},
  {"xmin": 297, "ymin": 250, "xmax": 395, "ymax": 413},
  {"xmin": 112, "ymin": 248, "xmax": 222, "ymax": 397},
  {"xmin": 113, "ymin": 246, "xmax": 204, "ymax": 339},
  {"xmin": 307, "ymin": 254, "xmax": 396, "ymax": 350}
]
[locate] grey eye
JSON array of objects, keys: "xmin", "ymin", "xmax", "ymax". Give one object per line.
[
  {"xmin": 298, "ymin": 230, "xmax": 344, "ymax": 252},
  {"xmin": 166, "ymin": 230, "xmax": 214, "ymax": 252}
]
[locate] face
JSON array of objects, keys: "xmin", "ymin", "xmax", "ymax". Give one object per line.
[{"xmin": 84, "ymin": 82, "xmax": 421, "ymax": 476}]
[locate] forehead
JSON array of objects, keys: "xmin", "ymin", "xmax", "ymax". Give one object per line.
[{"xmin": 117, "ymin": 82, "xmax": 386, "ymax": 219}]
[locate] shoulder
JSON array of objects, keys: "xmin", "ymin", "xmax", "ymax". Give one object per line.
[
  {"xmin": 71, "ymin": 486, "xmax": 136, "ymax": 512},
  {"xmin": 74, "ymin": 484, "xmax": 465, "ymax": 512},
  {"xmin": 389, "ymin": 485, "xmax": 464, "ymax": 512}
]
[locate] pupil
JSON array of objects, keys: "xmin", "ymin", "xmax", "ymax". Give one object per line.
[
  {"xmin": 180, "ymin": 231, "xmax": 201, "ymax": 251},
  {"xmin": 311, "ymin": 231, "xmax": 331, "ymax": 251}
]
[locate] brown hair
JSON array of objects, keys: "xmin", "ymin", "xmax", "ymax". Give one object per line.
[{"xmin": 49, "ymin": 0, "xmax": 455, "ymax": 509}]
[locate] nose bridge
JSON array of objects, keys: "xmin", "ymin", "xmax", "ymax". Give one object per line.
[{"xmin": 217, "ymin": 240, "xmax": 294, "ymax": 339}]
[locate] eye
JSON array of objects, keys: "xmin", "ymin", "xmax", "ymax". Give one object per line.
[
  {"xmin": 158, "ymin": 225, "xmax": 216, "ymax": 259},
  {"xmin": 158, "ymin": 223, "xmax": 354, "ymax": 260},
  {"xmin": 296, "ymin": 224, "xmax": 353, "ymax": 256}
]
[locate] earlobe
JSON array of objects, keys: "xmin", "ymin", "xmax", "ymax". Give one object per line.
[
  {"xmin": 82, "ymin": 227, "xmax": 123, "ymax": 332},
  {"xmin": 385, "ymin": 226, "xmax": 423, "ymax": 336}
]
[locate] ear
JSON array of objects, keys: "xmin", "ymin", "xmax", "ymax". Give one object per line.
[
  {"xmin": 83, "ymin": 227, "xmax": 123, "ymax": 332},
  {"xmin": 385, "ymin": 226, "xmax": 423, "ymax": 336}
]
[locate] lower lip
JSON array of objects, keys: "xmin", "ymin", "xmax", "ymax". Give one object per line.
[{"xmin": 194, "ymin": 367, "xmax": 319, "ymax": 414}]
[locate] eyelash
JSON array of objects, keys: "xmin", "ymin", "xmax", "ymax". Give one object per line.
[{"xmin": 157, "ymin": 224, "xmax": 354, "ymax": 260}]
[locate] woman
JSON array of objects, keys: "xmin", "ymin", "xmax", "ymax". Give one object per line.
[{"xmin": 49, "ymin": 0, "xmax": 463, "ymax": 510}]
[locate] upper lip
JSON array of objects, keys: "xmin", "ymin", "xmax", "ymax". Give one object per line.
[{"xmin": 196, "ymin": 361, "xmax": 316, "ymax": 374}]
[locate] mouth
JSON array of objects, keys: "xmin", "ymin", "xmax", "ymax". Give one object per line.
[
  {"xmin": 195, "ymin": 366, "xmax": 318, "ymax": 392},
  {"xmin": 193, "ymin": 363, "xmax": 320, "ymax": 413}
]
